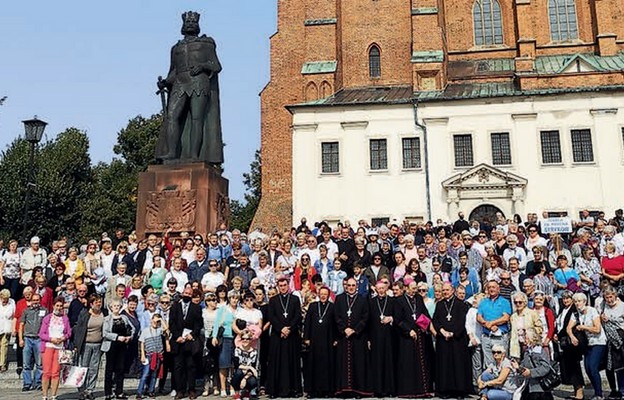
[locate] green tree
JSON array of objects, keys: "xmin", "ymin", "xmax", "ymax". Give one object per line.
[
  {"xmin": 113, "ymin": 113, "xmax": 161, "ymax": 172},
  {"xmin": 229, "ymin": 149, "xmax": 261, "ymax": 232},
  {"xmin": 0, "ymin": 128, "xmax": 92, "ymax": 243}
]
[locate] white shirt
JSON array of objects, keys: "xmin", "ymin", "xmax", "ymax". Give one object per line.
[
  {"xmin": 465, "ymin": 307, "xmax": 482, "ymax": 346},
  {"xmin": 98, "ymin": 251, "xmax": 116, "ymax": 277},
  {"xmin": 318, "ymin": 241, "xmax": 339, "ymax": 260},
  {"xmin": 201, "ymin": 272, "xmax": 225, "ymax": 291},
  {"xmin": 164, "ymin": 269, "xmax": 188, "ymax": 293}
]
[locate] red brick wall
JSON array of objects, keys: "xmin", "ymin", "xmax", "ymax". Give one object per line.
[{"xmin": 253, "ymin": 0, "xmax": 624, "ymax": 231}]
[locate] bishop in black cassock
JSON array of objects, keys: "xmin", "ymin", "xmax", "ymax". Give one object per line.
[
  {"xmin": 303, "ymin": 286, "xmax": 336, "ymax": 397},
  {"xmin": 395, "ymin": 282, "xmax": 434, "ymax": 398},
  {"xmin": 266, "ymin": 278, "xmax": 302, "ymax": 398},
  {"xmin": 334, "ymin": 277, "xmax": 371, "ymax": 397},
  {"xmin": 432, "ymin": 282, "xmax": 472, "ymax": 397},
  {"xmin": 368, "ymin": 281, "xmax": 396, "ymax": 397}
]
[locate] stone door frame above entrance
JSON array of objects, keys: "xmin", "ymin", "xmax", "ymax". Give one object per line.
[{"xmin": 441, "ymin": 163, "xmax": 528, "ymax": 219}]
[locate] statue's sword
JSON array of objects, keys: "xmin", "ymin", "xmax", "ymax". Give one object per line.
[{"xmin": 156, "ymin": 76, "xmax": 168, "ymax": 115}]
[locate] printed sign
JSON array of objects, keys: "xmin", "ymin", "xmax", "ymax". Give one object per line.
[{"xmin": 541, "ymin": 217, "xmax": 573, "ymax": 234}]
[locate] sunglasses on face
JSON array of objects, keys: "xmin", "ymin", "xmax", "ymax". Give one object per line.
[
  {"xmin": 418, "ymin": 289, "xmax": 427, "ymax": 292},
  {"xmin": 513, "ymin": 301, "xmax": 524, "ymax": 305},
  {"xmin": 493, "ymin": 351, "xmax": 503, "ymax": 355},
  {"xmin": 160, "ymin": 301, "xmax": 170, "ymax": 305},
  {"xmin": 206, "ymin": 299, "xmax": 216, "ymax": 302}
]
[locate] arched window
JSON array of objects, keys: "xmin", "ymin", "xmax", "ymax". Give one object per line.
[
  {"xmin": 305, "ymin": 82, "xmax": 318, "ymax": 101},
  {"xmin": 369, "ymin": 45, "xmax": 381, "ymax": 78},
  {"xmin": 320, "ymin": 81, "xmax": 332, "ymax": 98},
  {"xmin": 548, "ymin": 0, "xmax": 578, "ymax": 41},
  {"xmin": 473, "ymin": 0, "xmax": 503, "ymax": 46}
]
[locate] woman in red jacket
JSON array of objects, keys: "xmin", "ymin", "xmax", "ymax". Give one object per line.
[
  {"xmin": 291, "ymin": 255, "xmax": 316, "ymax": 291},
  {"xmin": 533, "ymin": 290, "xmax": 555, "ymax": 357},
  {"xmin": 601, "ymin": 242, "xmax": 624, "ymax": 287}
]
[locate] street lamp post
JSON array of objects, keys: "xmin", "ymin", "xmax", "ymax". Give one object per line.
[{"xmin": 21, "ymin": 116, "xmax": 47, "ymax": 243}]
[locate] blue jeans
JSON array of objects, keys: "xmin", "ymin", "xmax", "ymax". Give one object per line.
[
  {"xmin": 480, "ymin": 371, "xmax": 513, "ymax": 400},
  {"xmin": 137, "ymin": 357, "xmax": 161, "ymax": 396},
  {"xmin": 22, "ymin": 337, "xmax": 42, "ymax": 388},
  {"xmin": 584, "ymin": 345, "xmax": 606, "ymax": 397}
]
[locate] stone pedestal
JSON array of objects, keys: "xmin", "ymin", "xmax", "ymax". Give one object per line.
[{"xmin": 136, "ymin": 162, "xmax": 229, "ymax": 239}]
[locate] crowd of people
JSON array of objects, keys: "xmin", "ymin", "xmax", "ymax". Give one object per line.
[{"xmin": 2, "ymin": 209, "xmax": 624, "ymax": 400}]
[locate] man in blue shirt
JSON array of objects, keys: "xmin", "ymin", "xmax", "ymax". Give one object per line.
[{"xmin": 477, "ymin": 280, "xmax": 511, "ymax": 367}]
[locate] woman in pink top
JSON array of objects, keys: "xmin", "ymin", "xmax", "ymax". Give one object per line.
[{"xmin": 39, "ymin": 296, "xmax": 71, "ymax": 400}]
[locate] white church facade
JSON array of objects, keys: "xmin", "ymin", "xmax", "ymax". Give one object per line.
[{"xmin": 290, "ymin": 88, "xmax": 624, "ymax": 225}]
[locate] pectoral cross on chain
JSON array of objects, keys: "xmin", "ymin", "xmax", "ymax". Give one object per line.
[
  {"xmin": 446, "ymin": 314, "xmax": 452, "ymax": 322},
  {"xmin": 283, "ymin": 312, "xmax": 288, "ymax": 318},
  {"xmin": 347, "ymin": 310, "xmax": 352, "ymax": 317},
  {"xmin": 412, "ymin": 313, "xmax": 416, "ymax": 320}
]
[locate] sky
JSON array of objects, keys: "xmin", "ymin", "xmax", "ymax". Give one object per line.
[{"xmin": 0, "ymin": 1, "xmax": 277, "ymax": 200}]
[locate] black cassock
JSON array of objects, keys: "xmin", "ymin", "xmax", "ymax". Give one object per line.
[
  {"xmin": 395, "ymin": 294, "xmax": 434, "ymax": 397},
  {"xmin": 368, "ymin": 295, "xmax": 396, "ymax": 396},
  {"xmin": 303, "ymin": 300, "xmax": 336, "ymax": 396},
  {"xmin": 432, "ymin": 295, "xmax": 472, "ymax": 396},
  {"xmin": 334, "ymin": 293, "xmax": 371, "ymax": 396},
  {"xmin": 266, "ymin": 293, "xmax": 302, "ymax": 397}
]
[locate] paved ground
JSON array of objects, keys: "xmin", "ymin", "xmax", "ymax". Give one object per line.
[{"xmin": 0, "ymin": 387, "xmax": 588, "ymax": 400}]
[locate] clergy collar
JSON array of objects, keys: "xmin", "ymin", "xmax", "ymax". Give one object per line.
[{"xmin": 348, "ymin": 293, "xmax": 357, "ymax": 299}]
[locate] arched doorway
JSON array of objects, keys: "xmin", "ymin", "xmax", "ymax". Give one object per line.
[{"xmin": 469, "ymin": 204, "xmax": 504, "ymax": 225}]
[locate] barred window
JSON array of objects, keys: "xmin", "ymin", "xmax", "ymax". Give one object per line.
[
  {"xmin": 402, "ymin": 137, "xmax": 421, "ymax": 169},
  {"xmin": 453, "ymin": 134, "xmax": 474, "ymax": 167},
  {"xmin": 369, "ymin": 45, "xmax": 381, "ymax": 78},
  {"xmin": 548, "ymin": 0, "xmax": 578, "ymax": 41},
  {"xmin": 321, "ymin": 142, "xmax": 339, "ymax": 173},
  {"xmin": 371, "ymin": 217, "xmax": 390, "ymax": 228},
  {"xmin": 540, "ymin": 130, "xmax": 562, "ymax": 164},
  {"xmin": 473, "ymin": 0, "xmax": 503, "ymax": 46},
  {"xmin": 491, "ymin": 132, "xmax": 512, "ymax": 165},
  {"xmin": 571, "ymin": 129, "xmax": 593, "ymax": 163},
  {"xmin": 369, "ymin": 139, "xmax": 388, "ymax": 170}
]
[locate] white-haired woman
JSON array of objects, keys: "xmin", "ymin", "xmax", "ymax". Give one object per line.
[
  {"xmin": 567, "ymin": 292, "xmax": 606, "ymax": 400},
  {"xmin": 102, "ymin": 299, "xmax": 134, "ymax": 400},
  {"xmin": 0, "ymin": 289, "xmax": 15, "ymax": 371},
  {"xmin": 600, "ymin": 286, "xmax": 624, "ymax": 400},
  {"xmin": 511, "ymin": 330, "xmax": 553, "ymax": 400},
  {"xmin": 509, "ymin": 291, "xmax": 543, "ymax": 359},
  {"xmin": 402, "ymin": 234, "xmax": 418, "ymax": 263},
  {"xmin": 478, "ymin": 344, "xmax": 519, "ymax": 400}
]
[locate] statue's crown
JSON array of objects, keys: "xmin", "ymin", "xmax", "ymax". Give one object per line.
[{"xmin": 182, "ymin": 11, "xmax": 200, "ymax": 24}]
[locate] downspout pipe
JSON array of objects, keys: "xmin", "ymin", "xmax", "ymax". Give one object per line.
[{"xmin": 412, "ymin": 99, "xmax": 432, "ymax": 222}]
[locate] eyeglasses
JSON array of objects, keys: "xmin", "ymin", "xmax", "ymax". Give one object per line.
[
  {"xmin": 206, "ymin": 299, "xmax": 216, "ymax": 302},
  {"xmin": 418, "ymin": 289, "xmax": 428, "ymax": 292},
  {"xmin": 492, "ymin": 351, "xmax": 503, "ymax": 355},
  {"xmin": 501, "ymin": 277, "xmax": 511, "ymax": 280},
  {"xmin": 160, "ymin": 301, "xmax": 170, "ymax": 305},
  {"xmin": 528, "ymin": 230, "xmax": 537, "ymax": 233},
  {"xmin": 373, "ymin": 258, "xmax": 382, "ymax": 261},
  {"xmin": 478, "ymin": 235, "xmax": 487, "ymax": 238},
  {"xmin": 346, "ymin": 284, "xmax": 356, "ymax": 287},
  {"xmin": 301, "ymin": 258, "xmax": 310, "ymax": 261},
  {"xmin": 245, "ymin": 298, "xmax": 254, "ymax": 302},
  {"xmin": 194, "ymin": 238, "xmax": 202, "ymax": 241},
  {"xmin": 513, "ymin": 301, "xmax": 524, "ymax": 305},
  {"xmin": 209, "ymin": 264, "xmax": 218, "ymax": 267}
]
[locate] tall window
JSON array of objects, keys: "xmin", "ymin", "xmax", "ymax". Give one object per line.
[
  {"xmin": 369, "ymin": 139, "xmax": 387, "ymax": 170},
  {"xmin": 571, "ymin": 129, "xmax": 594, "ymax": 162},
  {"xmin": 369, "ymin": 45, "xmax": 381, "ymax": 78},
  {"xmin": 491, "ymin": 132, "xmax": 512, "ymax": 165},
  {"xmin": 454, "ymin": 134, "xmax": 474, "ymax": 167},
  {"xmin": 321, "ymin": 142, "xmax": 339, "ymax": 173},
  {"xmin": 548, "ymin": 0, "xmax": 578, "ymax": 41},
  {"xmin": 402, "ymin": 137, "xmax": 421, "ymax": 169},
  {"xmin": 473, "ymin": 0, "xmax": 503, "ymax": 46},
  {"xmin": 540, "ymin": 130, "xmax": 562, "ymax": 164}
]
